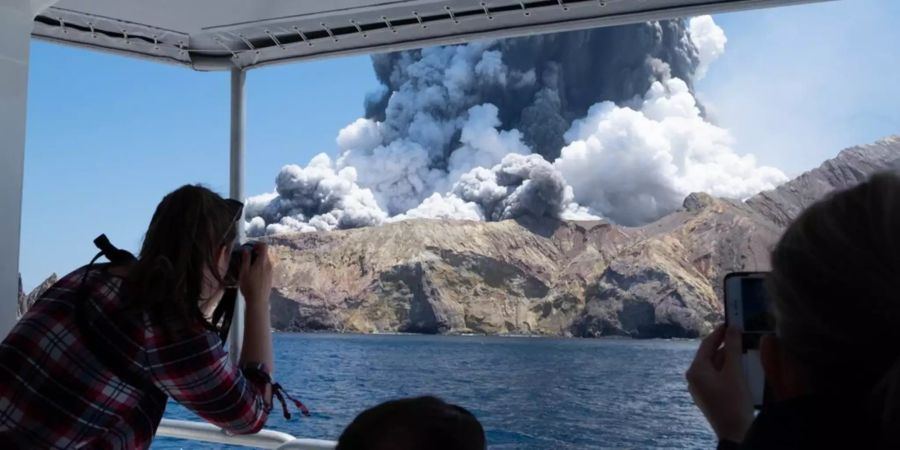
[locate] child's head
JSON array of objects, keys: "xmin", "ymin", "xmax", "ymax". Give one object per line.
[{"xmin": 337, "ymin": 396, "xmax": 486, "ymax": 450}]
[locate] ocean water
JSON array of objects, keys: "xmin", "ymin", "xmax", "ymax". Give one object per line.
[{"xmin": 153, "ymin": 333, "xmax": 715, "ymax": 449}]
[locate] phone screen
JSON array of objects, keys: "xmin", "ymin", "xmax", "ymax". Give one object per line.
[
  {"xmin": 724, "ymin": 272, "xmax": 774, "ymax": 409},
  {"xmin": 740, "ymin": 277, "xmax": 773, "ymax": 332}
]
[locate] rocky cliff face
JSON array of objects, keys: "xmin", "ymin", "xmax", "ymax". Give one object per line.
[
  {"xmin": 17, "ymin": 274, "xmax": 58, "ymax": 318},
  {"xmin": 17, "ymin": 275, "xmax": 24, "ymax": 318},
  {"xmin": 265, "ymin": 136, "xmax": 900, "ymax": 338},
  {"xmin": 572, "ymin": 194, "xmax": 780, "ymax": 337},
  {"xmin": 267, "ymin": 218, "xmax": 633, "ymax": 335}
]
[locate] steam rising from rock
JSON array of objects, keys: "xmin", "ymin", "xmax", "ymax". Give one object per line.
[
  {"xmin": 246, "ymin": 16, "xmax": 786, "ymax": 235},
  {"xmin": 555, "ymin": 71, "xmax": 786, "ymax": 226}
]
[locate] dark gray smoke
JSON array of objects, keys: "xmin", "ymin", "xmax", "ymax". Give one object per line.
[
  {"xmin": 398, "ymin": 153, "xmax": 592, "ymax": 223},
  {"xmin": 453, "ymin": 154, "xmax": 573, "ymax": 221},
  {"xmin": 365, "ymin": 20, "xmax": 700, "ymax": 160},
  {"xmin": 245, "ymin": 154, "xmax": 386, "ymax": 235}
]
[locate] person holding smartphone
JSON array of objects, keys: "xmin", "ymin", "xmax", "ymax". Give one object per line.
[
  {"xmin": 686, "ymin": 172, "xmax": 900, "ymax": 449},
  {"xmin": 0, "ymin": 185, "xmax": 277, "ymax": 449}
]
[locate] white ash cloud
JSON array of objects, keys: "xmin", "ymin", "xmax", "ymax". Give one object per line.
[
  {"xmin": 392, "ymin": 193, "xmax": 485, "ymax": 222},
  {"xmin": 246, "ymin": 16, "xmax": 785, "ymax": 234},
  {"xmin": 336, "ymin": 103, "xmax": 530, "ymax": 215},
  {"xmin": 689, "ymin": 16, "xmax": 727, "ymax": 80},
  {"xmin": 555, "ymin": 65, "xmax": 787, "ymax": 226}
]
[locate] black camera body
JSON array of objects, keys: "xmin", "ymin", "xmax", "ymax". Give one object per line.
[{"xmin": 225, "ymin": 242, "xmax": 258, "ymax": 286}]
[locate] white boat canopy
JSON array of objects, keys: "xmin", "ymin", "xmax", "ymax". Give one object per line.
[{"xmin": 33, "ymin": 0, "xmax": 823, "ymax": 71}]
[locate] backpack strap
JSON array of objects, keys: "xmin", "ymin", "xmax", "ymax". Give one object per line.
[
  {"xmin": 75, "ymin": 235, "xmax": 150, "ymax": 391},
  {"xmin": 80, "ymin": 234, "xmax": 137, "ymax": 285},
  {"xmin": 93, "ymin": 234, "xmax": 137, "ymax": 266}
]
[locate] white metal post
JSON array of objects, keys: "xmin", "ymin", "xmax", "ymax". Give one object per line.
[
  {"xmin": 227, "ymin": 67, "xmax": 246, "ymax": 362},
  {"xmin": 0, "ymin": 0, "xmax": 58, "ymax": 337}
]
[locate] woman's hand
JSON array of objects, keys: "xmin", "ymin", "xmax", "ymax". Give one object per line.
[
  {"xmin": 239, "ymin": 242, "xmax": 274, "ymax": 306},
  {"xmin": 237, "ymin": 242, "xmax": 275, "ymax": 380},
  {"xmin": 686, "ymin": 324, "xmax": 754, "ymax": 443}
]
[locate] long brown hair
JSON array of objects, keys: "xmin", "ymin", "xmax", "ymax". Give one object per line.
[
  {"xmin": 767, "ymin": 172, "xmax": 900, "ymax": 445},
  {"xmin": 126, "ymin": 185, "xmax": 241, "ymax": 331}
]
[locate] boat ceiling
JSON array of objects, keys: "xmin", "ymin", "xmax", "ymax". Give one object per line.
[{"xmin": 33, "ymin": 0, "xmax": 826, "ymax": 71}]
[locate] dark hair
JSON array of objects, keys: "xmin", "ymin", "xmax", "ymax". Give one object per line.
[
  {"xmin": 126, "ymin": 185, "xmax": 241, "ymax": 332},
  {"xmin": 767, "ymin": 172, "xmax": 900, "ymax": 444},
  {"xmin": 336, "ymin": 396, "xmax": 486, "ymax": 450}
]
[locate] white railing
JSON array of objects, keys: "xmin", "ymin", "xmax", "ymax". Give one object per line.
[{"xmin": 157, "ymin": 419, "xmax": 337, "ymax": 450}]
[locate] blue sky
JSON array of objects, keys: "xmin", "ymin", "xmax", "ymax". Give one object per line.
[
  {"xmin": 699, "ymin": 0, "xmax": 900, "ymax": 173},
  {"xmin": 19, "ymin": 0, "xmax": 900, "ymax": 290}
]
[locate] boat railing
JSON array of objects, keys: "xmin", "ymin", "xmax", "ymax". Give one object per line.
[{"xmin": 156, "ymin": 418, "xmax": 337, "ymax": 450}]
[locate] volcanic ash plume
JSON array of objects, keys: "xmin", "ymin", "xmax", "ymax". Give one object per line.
[
  {"xmin": 336, "ymin": 102, "xmax": 532, "ymax": 215},
  {"xmin": 395, "ymin": 153, "xmax": 594, "ymax": 223},
  {"xmin": 245, "ymin": 154, "xmax": 386, "ymax": 235},
  {"xmin": 364, "ymin": 20, "xmax": 701, "ymax": 160},
  {"xmin": 246, "ymin": 16, "xmax": 786, "ymax": 235}
]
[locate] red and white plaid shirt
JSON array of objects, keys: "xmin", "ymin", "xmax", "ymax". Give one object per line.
[{"xmin": 0, "ymin": 266, "xmax": 271, "ymax": 449}]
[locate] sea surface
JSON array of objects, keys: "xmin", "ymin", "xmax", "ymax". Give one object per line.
[{"xmin": 153, "ymin": 333, "xmax": 715, "ymax": 449}]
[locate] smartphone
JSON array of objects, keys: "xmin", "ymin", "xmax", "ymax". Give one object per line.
[{"xmin": 724, "ymin": 272, "xmax": 775, "ymax": 409}]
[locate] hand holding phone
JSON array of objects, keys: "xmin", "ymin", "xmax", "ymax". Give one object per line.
[
  {"xmin": 686, "ymin": 324, "xmax": 755, "ymax": 442},
  {"xmin": 687, "ymin": 272, "xmax": 774, "ymax": 441}
]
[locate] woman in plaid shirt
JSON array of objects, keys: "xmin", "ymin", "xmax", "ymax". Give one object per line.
[{"xmin": 0, "ymin": 185, "xmax": 277, "ymax": 449}]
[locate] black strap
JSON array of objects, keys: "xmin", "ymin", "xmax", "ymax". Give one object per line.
[
  {"xmin": 80, "ymin": 234, "xmax": 136, "ymax": 285},
  {"xmin": 273, "ymin": 382, "xmax": 311, "ymax": 419},
  {"xmin": 211, "ymin": 288, "xmax": 237, "ymax": 343},
  {"xmin": 74, "ymin": 235, "xmax": 148, "ymax": 391},
  {"xmin": 244, "ymin": 367, "xmax": 311, "ymax": 419},
  {"xmin": 93, "ymin": 234, "xmax": 136, "ymax": 266}
]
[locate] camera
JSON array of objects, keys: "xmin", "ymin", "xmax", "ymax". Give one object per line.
[
  {"xmin": 224, "ymin": 242, "xmax": 258, "ymax": 287},
  {"xmin": 213, "ymin": 243, "xmax": 257, "ymax": 342}
]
